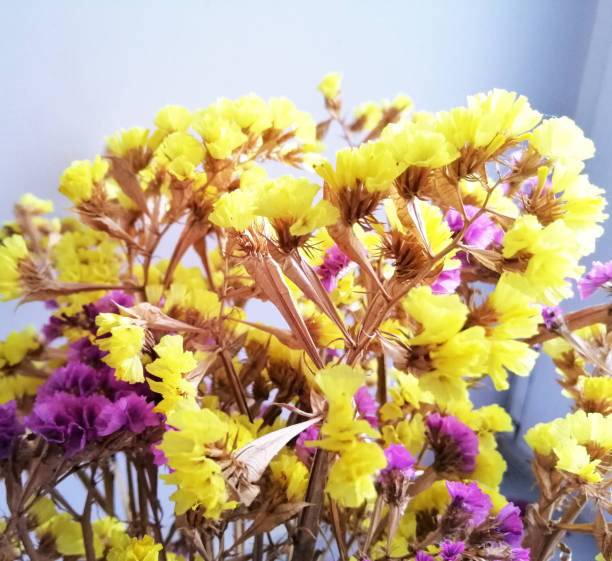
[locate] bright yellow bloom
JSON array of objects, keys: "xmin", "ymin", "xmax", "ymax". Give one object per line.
[
  {"xmin": 106, "ymin": 127, "xmax": 154, "ymax": 158},
  {"xmin": 0, "ymin": 234, "xmax": 29, "ymax": 301},
  {"xmin": 58, "ymin": 155, "xmax": 109, "ymax": 205},
  {"xmin": 96, "ymin": 314, "xmax": 145, "ymax": 383},
  {"xmin": 154, "ymin": 105, "xmax": 192, "ymax": 133},
  {"xmin": 317, "ymin": 72, "xmax": 342, "ymax": 99},
  {"xmin": 209, "ymin": 187, "xmax": 257, "ymax": 231},
  {"xmin": 315, "ymin": 141, "xmax": 403, "ymax": 193},
  {"xmin": 354, "ymin": 101, "xmax": 383, "ymax": 131},
  {"xmin": 18, "ymin": 193, "xmax": 53, "ymax": 214},
  {"xmin": 530, "ymin": 116, "xmax": 595, "ymax": 164},
  {"xmin": 553, "ymin": 441, "xmax": 601, "ymax": 483},
  {"xmin": 155, "ymin": 131, "xmax": 205, "ymax": 181},
  {"xmin": 269, "ymin": 449, "xmax": 309, "ymax": 501},
  {"xmin": 254, "ymin": 176, "xmax": 339, "ymax": 237},
  {"xmin": 146, "ymin": 335, "xmax": 198, "ymax": 415},
  {"xmin": 108, "ymin": 535, "xmax": 162, "ymax": 561}
]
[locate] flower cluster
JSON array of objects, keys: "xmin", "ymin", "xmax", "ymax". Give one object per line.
[{"xmin": 0, "ymin": 75, "xmax": 610, "ymax": 561}]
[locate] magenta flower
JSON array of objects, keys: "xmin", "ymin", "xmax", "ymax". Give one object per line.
[
  {"xmin": 83, "ymin": 290, "xmax": 134, "ymax": 321},
  {"xmin": 445, "ymin": 206, "xmax": 503, "ymax": 249},
  {"xmin": 440, "ymin": 540, "xmax": 465, "ymax": 561},
  {"xmin": 540, "ymin": 305, "xmax": 563, "ymax": 329},
  {"xmin": 354, "ymin": 386, "xmax": 378, "ymax": 428},
  {"xmin": 415, "ymin": 552, "xmax": 434, "ymax": 561},
  {"xmin": 445, "ymin": 481, "xmax": 493, "ymax": 526},
  {"xmin": 97, "ymin": 394, "xmax": 160, "ymax": 436},
  {"xmin": 25, "ymin": 392, "xmax": 112, "ymax": 457},
  {"xmin": 296, "ymin": 425, "xmax": 319, "ymax": 466},
  {"xmin": 426, "ymin": 413, "xmax": 478, "ymax": 473},
  {"xmin": 379, "ymin": 444, "xmax": 415, "ymax": 487},
  {"xmin": 316, "ymin": 245, "xmax": 350, "ymax": 292},
  {"xmin": 512, "ymin": 547, "xmax": 531, "ymax": 561},
  {"xmin": 0, "ymin": 401, "xmax": 24, "ymax": 459},
  {"xmin": 431, "ymin": 266, "xmax": 462, "ymax": 295},
  {"xmin": 496, "ymin": 503, "xmax": 525, "ymax": 547},
  {"xmin": 577, "ymin": 260, "xmax": 612, "ymax": 299}
]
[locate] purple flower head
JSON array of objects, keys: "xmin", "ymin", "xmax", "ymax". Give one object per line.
[
  {"xmin": 440, "ymin": 540, "xmax": 465, "ymax": 561},
  {"xmin": 415, "ymin": 552, "xmax": 434, "ymax": 561},
  {"xmin": 445, "ymin": 206, "xmax": 503, "ymax": 249},
  {"xmin": 431, "ymin": 266, "xmax": 462, "ymax": 295},
  {"xmin": 97, "ymin": 394, "xmax": 160, "ymax": 436},
  {"xmin": 540, "ymin": 305, "xmax": 563, "ymax": 330},
  {"xmin": 42, "ymin": 315, "xmax": 64, "ymax": 342},
  {"xmin": 445, "ymin": 481, "xmax": 493, "ymax": 526},
  {"xmin": 578, "ymin": 260, "xmax": 612, "ymax": 300},
  {"xmin": 84, "ymin": 291, "xmax": 134, "ymax": 322},
  {"xmin": 496, "ymin": 503, "xmax": 524, "ymax": 547},
  {"xmin": 38, "ymin": 361, "xmax": 102, "ymax": 399},
  {"xmin": 382, "ymin": 444, "xmax": 415, "ymax": 476},
  {"xmin": 25, "ymin": 392, "xmax": 111, "ymax": 457},
  {"xmin": 67, "ymin": 337, "xmax": 108, "ymax": 368},
  {"xmin": 316, "ymin": 245, "xmax": 350, "ymax": 292},
  {"xmin": 512, "ymin": 547, "xmax": 530, "ymax": 561},
  {"xmin": 427, "ymin": 414, "xmax": 478, "ymax": 473},
  {"xmin": 0, "ymin": 401, "xmax": 24, "ymax": 459},
  {"xmin": 151, "ymin": 441, "xmax": 168, "ymax": 467},
  {"xmin": 296, "ymin": 425, "xmax": 319, "ymax": 467},
  {"xmin": 354, "ymin": 386, "xmax": 378, "ymax": 428}
]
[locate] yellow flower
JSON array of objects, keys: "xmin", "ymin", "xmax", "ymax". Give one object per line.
[
  {"xmin": 96, "ymin": 314, "xmax": 145, "ymax": 383},
  {"xmin": 354, "ymin": 101, "xmax": 383, "ymax": 131},
  {"xmin": 209, "ymin": 187, "xmax": 257, "ymax": 231},
  {"xmin": 530, "ymin": 116, "xmax": 595, "ymax": 164},
  {"xmin": 106, "ymin": 127, "xmax": 154, "ymax": 158},
  {"xmin": 254, "ymin": 176, "xmax": 339, "ymax": 238},
  {"xmin": 108, "ymin": 535, "xmax": 162, "ymax": 561},
  {"xmin": 317, "ymin": 72, "xmax": 342, "ymax": 99},
  {"xmin": 146, "ymin": 335, "xmax": 198, "ymax": 415},
  {"xmin": 58, "ymin": 155, "xmax": 109, "ymax": 205},
  {"xmin": 154, "ymin": 105, "xmax": 192, "ymax": 133},
  {"xmin": 0, "ymin": 234, "xmax": 29, "ymax": 301},
  {"xmin": 269, "ymin": 450, "xmax": 309, "ymax": 501},
  {"xmin": 18, "ymin": 193, "xmax": 53, "ymax": 214},
  {"xmin": 554, "ymin": 441, "xmax": 601, "ymax": 482},
  {"xmin": 315, "ymin": 141, "xmax": 402, "ymax": 193}
]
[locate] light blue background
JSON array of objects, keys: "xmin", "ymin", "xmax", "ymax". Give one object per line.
[{"xmin": 1, "ymin": 1, "xmax": 611, "ymax": 557}]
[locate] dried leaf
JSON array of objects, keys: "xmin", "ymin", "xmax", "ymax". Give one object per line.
[
  {"xmin": 108, "ymin": 157, "xmax": 150, "ymax": 216},
  {"xmin": 117, "ymin": 302, "xmax": 212, "ymax": 334},
  {"xmin": 233, "ymin": 416, "xmax": 321, "ymax": 483}
]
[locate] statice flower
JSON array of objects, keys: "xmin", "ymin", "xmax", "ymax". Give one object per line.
[
  {"xmin": 440, "ymin": 540, "xmax": 465, "ymax": 561},
  {"xmin": 67, "ymin": 337, "xmax": 108, "ymax": 367},
  {"xmin": 25, "ymin": 392, "xmax": 112, "ymax": 457},
  {"xmin": 295, "ymin": 425, "xmax": 319, "ymax": 466},
  {"xmin": 445, "ymin": 481, "xmax": 493, "ymax": 526},
  {"xmin": 431, "ymin": 266, "xmax": 462, "ymax": 295},
  {"xmin": 381, "ymin": 444, "xmax": 415, "ymax": 479},
  {"xmin": 83, "ymin": 290, "xmax": 134, "ymax": 321},
  {"xmin": 495, "ymin": 503, "xmax": 525, "ymax": 546},
  {"xmin": 354, "ymin": 385, "xmax": 378, "ymax": 428},
  {"xmin": 415, "ymin": 552, "xmax": 434, "ymax": 561},
  {"xmin": 0, "ymin": 401, "xmax": 24, "ymax": 459},
  {"xmin": 512, "ymin": 547, "xmax": 531, "ymax": 561},
  {"xmin": 97, "ymin": 394, "xmax": 159, "ymax": 436},
  {"xmin": 540, "ymin": 305, "xmax": 563, "ymax": 329},
  {"xmin": 445, "ymin": 206, "xmax": 503, "ymax": 249},
  {"xmin": 316, "ymin": 245, "xmax": 350, "ymax": 292},
  {"xmin": 37, "ymin": 361, "xmax": 102, "ymax": 398},
  {"xmin": 426, "ymin": 413, "xmax": 478, "ymax": 473},
  {"xmin": 577, "ymin": 260, "xmax": 612, "ymax": 299}
]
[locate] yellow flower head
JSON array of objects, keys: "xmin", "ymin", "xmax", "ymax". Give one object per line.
[
  {"xmin": 59, "ymin": 155, "xmax": 109, "ymax": 205},
  {"xmin": 530, "ymin": 116, "xmax": 595, "ymax": 164},
  {"xmin": 0, "ymin": 234, "xmax": 29, "ymax": 301},
  {"xmin": 317, "ymin": 72, "xmax": 342, "ymax": 99},
  {"xmin": 96, "ymin": 313, "xmax": 145, "ymax": 383}
]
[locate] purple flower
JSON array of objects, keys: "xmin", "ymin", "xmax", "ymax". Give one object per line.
[
  {"xmin": 25, "ymin": 392, "xmax": 111, "ymax": 457},
  {"xmin": 511, "ymin": 547, "xmax": 530, "ymax": 561},
  {"xmin": 440, "ymin": 540, "xmax": 465, "ymax": 561},
  {"xmin": 84, "ymin": 290, "xmax": 134, "ymax": 322},
  {"xmin": 296, "ymin": 425, "xmax": 319, "ymax": 466},
  {"xmin": 427, "ymin": 414, "xmax": 478, "ymax": 473},
  {"xmin": 496, "ymin": 503, "xmax": 524, "ymax": 547},
  {"xmin": 382, "ymin": 444, "xmax": 415, "ymax": 475},
  {"xmin": 415, "ymin": 552, "xmax": 435, "ymax": 561},
  {"xmin": 445, "ymin": 206, "xmax": 503, "ymax": 249},
  {"xmin": 354, "ymin": 386, "xmax": 378, "ymax": 428},
  {"xmin": 151, "ymin": 441, "xmax": 168, "ymax": 467},
  {"xmin": 445, "ymin": 481, "xmax": 493, "ymax": 526},
  {"xmin": 0, "ymin": 401, "xmax": 24, "ymax": 459},
  {"xmin": 42, "ymin": 315, "xmax": 64, "ymax": 342},
  {"xmin": 540, "ymin": 305, "xmax": 563, "ymax": 330},
  {"xmin": 431, "ymin": 266, "xmax": 462, "ymax": 295},
  {"xmin": 38, "ymin": 361, "xmax": 102, "ymax": 398},
  {"xmin": 316, "ymin": 245, "xmax": 350, "ymax": 292},
  {"xmin": 97, "ymin": 394, "xmax": 160, "ymax": 436},
  {"xmin": 578, "ymin": 260, "xmax": 612, "ymax": 300},
  {"xmin": 67, "ymin": 337, "xmax": 108, "ymax": 367}
]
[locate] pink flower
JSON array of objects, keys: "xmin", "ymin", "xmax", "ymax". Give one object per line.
[{"xmin": 577, "ymin": 260, "xmax": 612, "ymax": 299}]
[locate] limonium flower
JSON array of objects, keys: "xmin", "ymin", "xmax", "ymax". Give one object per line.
[
  {"xmin": 445, "ymin": 481, "xmax": 493, "ymax": 525},
  {"xmin": 316, "ymin": 244, "xmax": 350, "ymax": 292},
  {"xmin": 440, "ymin": 540, "xmax": 465, "ymax": 561},
  {"xmin": 577, "ymin": 260, "xmax": 612, "ymax": 299},
  {"xmin": 0, "ymin": 400, "xmax": 24, "ymax": 459},
  {"xmin": 427, "ymin": 413, "xmax": 479, "ymax": 473}
]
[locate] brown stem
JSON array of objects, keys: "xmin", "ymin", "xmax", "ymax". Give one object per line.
[
  {"xmin": 81, "ymin": 471, "xmax": 97, "ymax": 561},
  {"xmin": 377, "ymin": 355, "xmax": 387, "ymax": 405},
  {"xmin": 292, "ymin": 448, "xmax": 329, "ymax": 561},
  {"xmin": 219, "ymin": 349, "xmax": 252, "ymax": 421}
]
